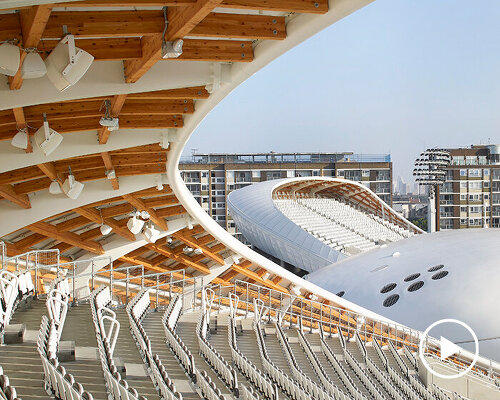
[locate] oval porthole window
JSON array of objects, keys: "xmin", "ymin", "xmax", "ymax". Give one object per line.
[
  {"xmin": 408, "ymin": 281, "xmax": 424, "ymax": 292},
  {"xmin": 404, "ymin": 273, "xmax": 420, "ymax": 282},
  {"xmin": 428, "ymin": 264, "xmax": 444, "ymax": 272},
  {"xmin": 380, "ymin": 283, "xmax": 397, "ymax": 294},
  {"xmin": 432, "ymin": 271, "xmax": 449, "ymax": 280},
  {"xmin": 336, "ymin": 291, "xmax": 345, "ymax": 298},
  {"xmin": 383, "ymin": 294, "xmax": 399, "ymax": 307}
]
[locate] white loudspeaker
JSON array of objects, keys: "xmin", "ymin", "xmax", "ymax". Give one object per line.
[
  {"xmin": 142, "ymin": 225, "xmax": 160, "ymax": 243},
  {"xmin": 34, "ymin": 121, "xmax": 63, "ymax": 156},
  {"xmin": 62, "ymin": 174, "xmax": 84, "ymax": 200},
  {"xmin": 127, "ymin": 216, "xmax": 144, "ymax": 235},
  {"xmin": 45, "ymin": 34, "xmax": 94, "ymax": 91},
  {"xmin": 0, "ymin": 43, "xmax": 20, "ymax": 76},
  {"xmin": 100, "ymin": 224, "xmax": 112, "ymax": 235},
  {"xmin": 11, "ymin": 129, "xmax": 29, "ymax": 149},
  {"xmin": 22, "ymin": 52, "xmax": 47, "ymax": 79}
]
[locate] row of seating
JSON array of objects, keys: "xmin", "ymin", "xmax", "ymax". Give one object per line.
[
  {"xmin": 295, "ymin": 326, "xmax": 360, "ymax": 400},
  {"xmin": 90, "ymin": 286, "xmax": 147, "ymax": 400},
  {"xmin": 38, "ymin": 282, "xmax": 94, "ymax": 400},
  {"xmin": 273, "ymin": 321, "xmax": 337, "ymax": 400},
  {"xmin": 196, "ymin": 306, "xmax": 239, "ymax": 395},
  {"xmin": 251, "ymin": 301, "xmax": 331, "ymax": 400},
  {"xmin": 127, "ymin": 290, "xmax": 183, "ymax": 400},
  {"xmin": 0, "ymin": 366, "xmax": 19, "ymax": 400},
  {"xmin": 240, "ymin": 384, "xmax": 265, "ymax": 400},
  {"xmin": 195, "ymin": 368, "xmax": 225, "ymax": 400},
  {"xmin": 1, "ymin": 270, "xmax": 34, "ymax": 333},
  {"xmin": 227, "ymin": 302, "xmax": 279, "ymax": 400},
  {"xmin": 162, "ymin": 295, "xmax": 196, "ymax": 379}
]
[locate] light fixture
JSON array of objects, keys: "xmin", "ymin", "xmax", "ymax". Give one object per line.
[
  {"xmin": 261, "ymin": 272, "xmax": 270, "ymax": 281},
  {"xmin": 156, "ymin": 175, "xmax": 164, "ymax": 191},
  {"xmin": 193, "ymin": 248, "xmax": 203, "ymax": 255},
  {"xmin": 34, "ymin": 113, "xmax": 63, "ymax": 156},
  {"xmin": 49, "ymin": 180, "xmax": 62, "ymax": 194},
  {"xmin": 183, "ymin": 246, "xmax": 193, "ymax": 254},
  {"xmin": 99, "ymin": 208, "xmax": 112, "ymax": 235},
  {"xmin": 310, "ymin": 294, "xmax": 318, "ymax": 301},
  {"xmin": 22, "ymin": 50, "xmax": 47, "ymax": 79},
  {"xmin": 186, "ymin": 217, "xmax": 193, "ymax": 230},
  {"xmin": 162, "ymin": 39, "xmax": 183, "ymax": 59},
  {"xmin": 45, "ymin": 30, "xmax": 94, "ymax": 91},
  {"xmin": 127, "ymin": 214, "xmax": 144, "ymax": 235},
  {"xmin": 142, "ymin": 222, "xmax": 160, "ymax": 243},
  {"xmin": 0, "ymin": 42, "xmax": 20, "ymax": 76},
  {"xmin": 105, "ymin": 169, "xmax": 116, "ymax": 179},
  {"xmin": 11, "ymin": 128, "xmax": 29, "ymax": 150},
  {"xmin": 62, "ymin": 167, "xmax": 84, "ymax": 200},
  {"xmin": 290, "ymin": 285, "xmax": 302, "ymax": 297},
  {"xmin": 99, "ymin": 100, "xmax": 119, "ymax": 131},
  {"xmin": 100, "ymin": 224, "xmax": 112, "ymax": 236},
  {"xmin": 232, "ymin": 255, "xmax": 241, "ymax": 265},
  {"xmin": 140, "ymin": 210, "xmax": 150, "ymax": 219},
  {"xmin": 160, "ymin": 7, "xmax": 183, "ymax": 59}
]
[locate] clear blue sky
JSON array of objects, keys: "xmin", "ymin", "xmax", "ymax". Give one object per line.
[{"xmin": 185, "ymin": 0, "xmax": 500, "ymax": 184}]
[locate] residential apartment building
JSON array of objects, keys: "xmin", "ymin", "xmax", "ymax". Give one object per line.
[
  {"xmin": 179, "ymin": 152, "xmax": 393, "ymax": 239},
  {"xmin": 438, "ymin": 144, "xmax": 500, "ymax": 230}
]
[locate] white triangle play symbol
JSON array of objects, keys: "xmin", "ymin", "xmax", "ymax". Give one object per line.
[{"xmin": 440, "ymin": 336, "xmax": 461, "ymax": 361}]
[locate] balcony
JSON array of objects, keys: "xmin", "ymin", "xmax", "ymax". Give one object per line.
[{"xmin": 440, "ymin": 212, "xmax": 454, "ymax": 217}]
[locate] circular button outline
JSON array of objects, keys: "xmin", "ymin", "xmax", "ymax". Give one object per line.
[{"xmin": 418, "ymin": 318, "xmax": 479, "ymax": 380}]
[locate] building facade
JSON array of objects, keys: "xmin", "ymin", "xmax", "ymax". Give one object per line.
[
  {"xmin": 438, "ymin": 144, "xmax": 500, "ymax": 230},
  {"xmin": 179, "ymin": 152, "xmax": 392, "ymax": 238}
]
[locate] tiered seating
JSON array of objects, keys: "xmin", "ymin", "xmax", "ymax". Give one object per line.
[
  {"xmin": 162, "ymin": 295, "xmax": 196, "ymax": 380},
  {"xmin": 90, "ymin": 286, "xmax": 147, "ymax": 400},
  {"xmin": 0, "ymin": 367, "xmax": 20, "ymax": 400},
  {"xmin": 38, "ymin": 279, "xmax": 94, "ymax": 400},
  {"xmin": 274, "ymin": 197, "xmax": 415, "ymax": 255},
  {"xmin": 127, "ymin": 290, "xmax": 183, "ymax": 400},
  {"xmin": 1, "ymin": 270, "xmax": 35, "ymax": 333},
  {"xmin": 196, "ymin": 295, "xmax": 239, "ymax": 396}
]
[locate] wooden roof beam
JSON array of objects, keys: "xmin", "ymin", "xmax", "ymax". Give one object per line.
[
  {"xmin": 0, "ymin": 184, "xmax": 31, "ymax": 209},
  {"xmin": 28, "ymin": 221, "xmax": 104, "ymax": 254},
  {"xmin": 125, "ymin": 0, "xmax": 224, "ymax": 83},
  {"xmin": 122, "ymin": 194, "xmax": 168, "ymax": 230},
  {"xmin": 100, "ymin": 152, "xmax": 119, "ymax": 190},
  {"xmin": 173, "ymin": 232, "xmax": 224, "ymax": 264},
  {"xmin": 73, "ymin": 207, "xmax": 135, "ymax": 241},
  {"xmin": 98, "ymin": 94, "xmax": 127, "ymax": 144},
  {"xmin": 147, "ymin": 243, "xmax": 211, "ymax": 274},
  {"xmin": 9, "ymin": 5, "xmax": 52, "ymax": 90}
]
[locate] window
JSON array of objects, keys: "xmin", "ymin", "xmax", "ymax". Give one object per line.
[
  {"xmin": 345, "ymin": 170, "xmax": 361, "ymax": 181},
  {"xmin": 460, "ymin": 169, "xmax": 467, "ymax": 177},
  {"xmin": 470, "ymin": 206, "xmax": 482, "ymax": 214},
  {"xmin": 484, "ymin": 181, "xmax": 490, "ymax": 188},
  {"xmin": 252, "ymin": 170, "xmax": 261, "ymax": 179},
  {"xmin": 468, "ymin": 169, "xmax": 481, "ymax": 177},
  {"xmin": 460, "ymin": 194, "xmax": 467, "ymax": 201},
  {"xmin": 267, "ymin": 171, "xmax": 281, "ymax": 180},
  {"xmin": 460, "ymin": 182, "xmax": 467, "ymax": 189},
  {"xmin": 466, "ymin": 156, "xmax": 478, "ymax": 165},
  {"xmin": 337, "ymin": 170, "xmax": 345, "ymax": 177},
  {"xmin": 468, "ymin": 181, "xmax": 482, "ymax": 190},
  {"xmin": 202, "ymin": 171, "xmax": 208, "ymax": 178},
  {"xmin": 460, "ymin": 206, "xmax": 467, "ymax": 213},
  {"xmin": 376, "ymin": 170, "xmax": 390, "ymax": 181},
  {"xmin": 313, "ymin": 170, "xmax": 320, "ymax": 176},
  {"xmin": 201, "ymin": 185, "xmax": 208, "ymax": 191},
  {"xmin": 485, "ymin": 193, "xmax": 490, "ymax": 200},
  {"xmin": 362, "ymin": 170, "xmax": 370, "ymax": 178},
  {"xmin": 484, "ymin": 169, "xmax": 490, "ymax": 176},
  {"xmin": 460, "ymin": 218, "xmax": 468, "ymax": 225}
]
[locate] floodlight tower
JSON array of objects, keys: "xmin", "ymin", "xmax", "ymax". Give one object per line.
[{"xmin": 413, "ymin": 148, "xmax": 451, "ymax": 232}]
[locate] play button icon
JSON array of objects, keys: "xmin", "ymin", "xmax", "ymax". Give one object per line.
[
  {"xmin": 419, "ymin": 319, "xmax": 479, "ymax": 379},
  {"xmin": 439, "ymin": 336, "xmax": 461, "ymax": 361}
]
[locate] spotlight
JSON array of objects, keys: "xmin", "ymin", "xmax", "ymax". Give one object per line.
[
  {"xmin": 290, "ymin": 285, "xmax": 302, "ymax": 297},
  {"xmin": 183, "ymin": 246, "xmax": 193, "ymax": 254},
  {"xmin": 99, "ymin": 100, "xmax": 119, "ymax": 130},
  {"xmin": 49, "ymin": 180, "xmax": 62, "ymax": 194},
  {"xmin": 45, "ymin": 33, "xmax": 94, "ymax": 91},
  {"xmin": 156, "ymin": 176, "xmax": 164, "ymax": 191},
  {"xmin": 193, "ymin": 248, "xmax": 203, "ymax": 255},
  {"xmin": 162, "ymin": 39, "xmax": 183, "ymax": 59},
  {"xmin": 127, "ymin": 215, "xmax": 144, "ymax": 235},
  {"xmin": 100, "ymin": 224, "xmax": 112, "ymax": 236},
  {"xmin": 140, "ymin": 210, "xmax": 150, "ymax": 219},
  {"xmin": 142, "ymin": 222, "xmax": 160, "ymax": 243},
  {"xmin": 11, "ymin": 128, "xmax": 29, "ymax": 150},
  {"xmin": 22, "ymin": 50, "xmax": 47, "ymax": 79},
  {"xmin": 186, "ymin": 218, "xmax": 193, "ymax": 230},
  {"xmin": 34, "ymin": 113, "xmax": 63, "ymax": 156},
  {"xmin": 0, "ymin": 42, "xmax": 20, "ymax": 76},
  {"xmin": 105, "ymin": 169, "xmax": 116, "ymax": 180},
  {"xmin": 232, "ymin": 255, "xmax": 241, "ymax": 265},
  {"xmin": 62, "ymin": 167, "xmax": 84, "ymax": 200},
  {"xmin": 166, "ymin": 236, "xmax": 173, "ymax": 244}
]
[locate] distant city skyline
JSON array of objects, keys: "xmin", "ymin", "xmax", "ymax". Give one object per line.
[{"xmin": 184, "ymin": 0, "xmax": 500, "ymax": 185}]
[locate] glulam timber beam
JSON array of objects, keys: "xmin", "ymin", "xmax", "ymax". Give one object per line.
[
  {"xmin": 98, "ymin": 94, "xmax": 127, "ymax": 144},
  {"xmin": 73, "ymin": 207, "xmax": 135, "ymax": 241},
  {"xmin": 27, "ymin": 221, "xmax": 104, "ymax": 254},
  {"xmin": 147, "ymin": 243, "xmax": 211, "ymax": 274},
  {"xmin": 9, "ymin": 5, "xmax": 52, "ymax": 90},
  {"xmin": 229, "ymin": 264, "xmax": 287, "ymax": 292},
  {"xmin": 60, "ymin": 0, "xmax": 328, "ymax": 13},
  {"xmin": 173, "ymin": 232, "xmax": 224, "ymax": 264},
  {"xmin": 0, "ymin": 184, "xmax": 31, "ymax": 209},
  {"xmin": 125, "ymin": 0, "xmax": 224, "ymax": 83},
  {"xmin": 100, "ymin": 152, "xmax": 119, "ymax": 189},
  {"xmin": 123, "ymin": 194, "xmax": 168, "ymax": 230}
]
